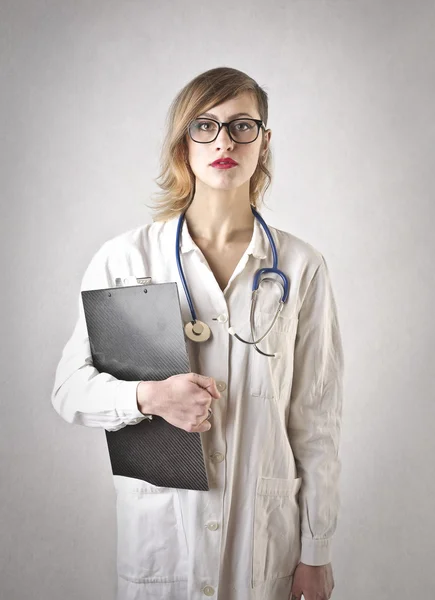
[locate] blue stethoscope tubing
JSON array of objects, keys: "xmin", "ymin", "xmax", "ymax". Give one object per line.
[{"xmin": 175, "ymin": 205, "xmax": 289, "ymax": 355}]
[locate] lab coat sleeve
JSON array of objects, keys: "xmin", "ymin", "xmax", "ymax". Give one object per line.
[
  {"xmin": 50, "ymin": 241, "xmax": 149, "ymax": 431},
  {"xmin": 287, "ymin": 254, "xmax": 344, "ymax": 566}
]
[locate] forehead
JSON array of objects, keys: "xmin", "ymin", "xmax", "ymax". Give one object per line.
[{"xmin": 199, "ymin": 91, "xmax": 259, "ymax": 120}]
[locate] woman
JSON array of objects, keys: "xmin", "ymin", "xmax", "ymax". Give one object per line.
[{"xmin": 51, "ymin": 66, "xmax": 344, "ymax": 600}]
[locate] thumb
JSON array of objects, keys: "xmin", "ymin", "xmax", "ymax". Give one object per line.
[{"xmin": 191, "ymin": 374, "xmax": 221, "ymax": 399}]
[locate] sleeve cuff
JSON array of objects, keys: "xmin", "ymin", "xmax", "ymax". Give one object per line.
[
  {"xmin": 300, "ymin": 536, "xmax": 332, "ymax": 566},
  {"xmin": 115, "ymin": 380, "xmax": 151, "ymax": 425}
]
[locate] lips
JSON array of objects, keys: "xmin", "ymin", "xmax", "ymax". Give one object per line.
[{"xmin": 210, "ymin": 158, "xmax": 238, "ymax": 167}]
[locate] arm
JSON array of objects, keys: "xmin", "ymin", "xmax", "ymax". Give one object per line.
[
  {"xmin": 50, "ymin": 242, "xmax": 155, "ymax": 431},
  {"xmin": 287, "ymin": 254, "xmax": 345, "ymax": 566}
]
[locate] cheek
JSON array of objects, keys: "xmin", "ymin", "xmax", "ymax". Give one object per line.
[
  {"xmin": 244, "ymin": 151, "xmax": 261, "ymax": 176},
  {"xmin": 246, "ymin": 142, "xmax": 262, "ymax": 165},
  {"xmin": 187, "ymin": 146, "xmax": 207, "ymax": 172},
  {"xmin": 186, "ymin": 141, "xmax": 199, "ymax": 166}
]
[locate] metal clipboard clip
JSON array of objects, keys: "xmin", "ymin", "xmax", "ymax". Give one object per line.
[{"xmin": 115, "ymin": 276, "xmax": 152, "ymax": 287}]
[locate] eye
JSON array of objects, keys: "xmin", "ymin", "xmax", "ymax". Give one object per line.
[
  {"xmin": 193, "ymin": 119, "xmax": 216, "ymax": 131},
  {"xmin": 233, "ymin": 121, "xmax": 255, "ymax": 131}
]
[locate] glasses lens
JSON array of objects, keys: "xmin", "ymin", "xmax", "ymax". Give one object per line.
[
  {"xmin": 189, "ymin": 119, "xmax": 219, "ymax": 142},
  {"xmin": 229, "ymin": 119, "xmax": 259, "ymax": 143},
  {"xmin": 189, "ymin": 118, "xmax": 259, "ymax": 143}
]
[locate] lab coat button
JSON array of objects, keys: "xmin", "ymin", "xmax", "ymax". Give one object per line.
[
  {"xmin": 216, "ymin": 381, "xmax": 227, "ymax": 392},
  {"xmin": 203, "ymin": 586, "xmax": 215, "ymax": 596},
  {"xmin": 206, "ymin": 521, "xmax": 219, "ymax": 531},
  {"xmin": 217, "ymin": 314, "xmax": 228, "ymax": 323},
  {"xmin": 210, "ymin": 451, "xmax": 224, "ymax": 463}
]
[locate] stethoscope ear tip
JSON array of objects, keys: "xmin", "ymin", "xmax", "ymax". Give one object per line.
[{"xmin": 228, "ymin": 327, "xmax": 235, "ymax": 336}]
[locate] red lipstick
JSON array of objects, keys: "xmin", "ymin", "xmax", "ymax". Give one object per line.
[{"xmin": 210, "ymin": 157, "xmax": 238, "ymax": 169}]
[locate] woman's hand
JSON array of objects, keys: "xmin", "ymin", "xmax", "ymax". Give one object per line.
[
  {"xmin": 138, "ymin": 373, "xmax": 221, "ymax": 433},
  {"xmin": 290, "ymin": 562, "xmax": 335, "ymax": 600}
]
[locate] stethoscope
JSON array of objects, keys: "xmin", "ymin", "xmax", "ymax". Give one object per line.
[{"xmin": 175, "ymin": 205, "xmax": 290, "ymax": 357}]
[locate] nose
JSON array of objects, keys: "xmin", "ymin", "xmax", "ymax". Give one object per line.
[{"xmin": 214, "ymin": 125, "xmax": 234, "ymax": 149}]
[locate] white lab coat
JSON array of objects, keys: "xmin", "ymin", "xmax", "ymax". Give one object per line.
[{"xmin": 51, "ymin": 213, "xmax": 344, "ymax": 600}]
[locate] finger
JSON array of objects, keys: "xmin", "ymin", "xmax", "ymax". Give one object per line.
[
  {"xmin": 197, "ymin": 404, "xmax": 212, "ymax": 425},
  {"xmin": 190, "ymin": 374, "xmax": 221, "ymax": 398},
  {"xmin": 193, "ymin": 414, "xmax": 211, "ymax": 431},
  {"xmin": 196, "ymin": 415, "xmax": 211, "ymax": 428}
]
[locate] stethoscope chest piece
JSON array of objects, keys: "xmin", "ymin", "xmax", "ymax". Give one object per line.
[{"xmin": 184, "ymin": 319, "xmax": 211, "ymax": 342}]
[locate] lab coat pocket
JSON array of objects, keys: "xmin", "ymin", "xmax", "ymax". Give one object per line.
[
  {"xmin": 252, "ymin": 476, "xmax": 302, "ymax": 588},
  {"xmin": 115, "ymin": 480, "xmax": 188, "ymax": 583},
  {"xmin": 238, "ymin": 310, "xmax": 298, "ymax": 401}
]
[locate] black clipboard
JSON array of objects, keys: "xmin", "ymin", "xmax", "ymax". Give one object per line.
[{"xmin": 81, "ymin": 281, "xmax": 210, "ymax": 491}]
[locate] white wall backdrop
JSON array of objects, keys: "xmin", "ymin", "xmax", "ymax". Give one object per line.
[{"xmin": 1, "ymin": 0, "xmax": 434, "ymax": 598}]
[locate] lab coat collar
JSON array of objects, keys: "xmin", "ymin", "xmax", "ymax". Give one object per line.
[{"xmin": 164, "ymin": 210, "xmax": 268, "ymax": 259}]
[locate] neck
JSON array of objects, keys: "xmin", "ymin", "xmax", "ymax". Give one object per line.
[{"xmin": 183, "ymin": 184, "xmax": 255, "ymax": 248}]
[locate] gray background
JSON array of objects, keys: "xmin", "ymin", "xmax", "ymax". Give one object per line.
[{"xmin": 1, "ymin": 0, "xmax": 434, "ymax": 598}]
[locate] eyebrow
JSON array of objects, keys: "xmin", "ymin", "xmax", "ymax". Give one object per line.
[{"xmin": 198, "ymin": 112, "xmax": 255, "ymax": 120}]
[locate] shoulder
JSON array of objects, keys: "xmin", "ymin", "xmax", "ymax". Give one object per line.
[
  {"xmin": 91, "ymin": 221, "xmax": 168, "ymax": 259},
  {"xmin": 81, "ymin": 220, "xmax": 169, "ymax": 289},
  {"xmin": 267, "ymin": 223, "xmax": 324, "ymax": 271},
  {"xmin": 263, "ymin": 222, "xmax": 336, "ymax": 302},
  {"xmin": 264, "ymin": 223, "xmax": 339, "ymax": 313}
]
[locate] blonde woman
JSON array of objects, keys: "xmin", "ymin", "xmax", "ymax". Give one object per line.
[{"xmin": 51, "ymin": 66, "xmax": 344, "ymax": 600}]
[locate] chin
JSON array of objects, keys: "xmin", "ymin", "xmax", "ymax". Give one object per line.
[{"xmin": 196, "ymin": 175, "xmax": 242, "ymax": 191}]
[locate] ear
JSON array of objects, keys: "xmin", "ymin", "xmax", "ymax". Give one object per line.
[{"xmin": 262, "ymin": 129, "xmax": 272, "ymax": 156}]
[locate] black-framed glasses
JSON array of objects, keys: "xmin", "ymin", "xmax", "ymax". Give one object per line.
[{"xmin": 188, "ymin": 117, "xmax": 265, "ymax": 144}]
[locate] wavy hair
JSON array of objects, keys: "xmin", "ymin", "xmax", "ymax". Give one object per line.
[{"xmin": 147, "ymin": 66, "xmax": 273, "ymax": 222}]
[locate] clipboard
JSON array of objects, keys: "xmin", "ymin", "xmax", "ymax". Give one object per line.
[{"xmin": 81, "ymin": 279, "xmax": 210, "ymax": 491}]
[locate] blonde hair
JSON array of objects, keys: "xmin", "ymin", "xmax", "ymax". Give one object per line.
[{"xmin": 147, "ymin": 66, "xmax": 273, "ymax": 222}]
